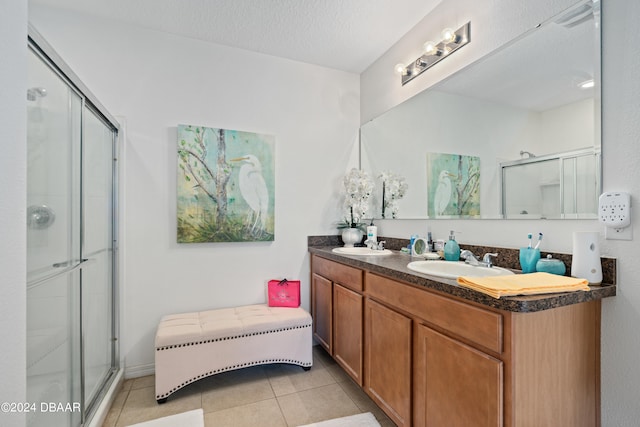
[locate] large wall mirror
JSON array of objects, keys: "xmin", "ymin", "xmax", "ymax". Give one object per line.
[{"xmin": 361, "ymin": 0, "xmax": 601, "ymax": 220}]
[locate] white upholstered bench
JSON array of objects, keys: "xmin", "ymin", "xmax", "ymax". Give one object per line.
[{"xmin": 154, "ymin": 304, "xmax": 313, "ymax": 403}]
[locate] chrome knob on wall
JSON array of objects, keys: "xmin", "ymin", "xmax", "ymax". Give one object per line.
[
  {"xmin": 26, "ymin": 87, "xmax": 47, "ymax": 101},
  {"xmin": 27, "ymin": 205, "xmax": 55, "ymax": 229}
]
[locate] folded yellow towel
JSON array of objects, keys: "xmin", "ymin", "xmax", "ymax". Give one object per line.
[{"xmin": 456, "ymin": 272, "xmax": 590, "ymax": 299}]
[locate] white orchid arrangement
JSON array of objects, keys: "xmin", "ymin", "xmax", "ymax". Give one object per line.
[
  {"xmin": 339, "ymin": 168, "xmax": 374, "ymax": 229},
  {"xmin": 379, "ymin": 171, "xmax": 408, "ymax": 219}
]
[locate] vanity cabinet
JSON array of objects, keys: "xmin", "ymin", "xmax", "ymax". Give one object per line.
[
  {"xmin": 366, "ymin": 270, "xmax": 505, "ymax": 427},
  {"xmin": 311, "ymin": 256, "xmax": 364, "ymax": 385},
  {"xmin": 364, "ymin": 298, "xmax": 412, "ymax": 427},
  {"xmin": 311, "ymin": 273, "xmax": 332, "ymax": 351},
  {"xmin": 414, "ymin": 324, "xmax": 503, "ymax": 426},
  {"xmin": 333, "ymin": 283, "xmax": 363, "ymax": 382},
  {"xmin": 310, "ymin": 253, "xmax": 601, "ymax": 427}
]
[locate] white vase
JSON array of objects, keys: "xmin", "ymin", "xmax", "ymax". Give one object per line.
[{"xmin": 341, "ymin": 228, "xmax": 363, "ymax": 247}]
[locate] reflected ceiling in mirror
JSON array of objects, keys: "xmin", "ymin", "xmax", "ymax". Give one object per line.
[{"xmin": 360, "ymin": 0, "xmax": 600, "ymax": 220}]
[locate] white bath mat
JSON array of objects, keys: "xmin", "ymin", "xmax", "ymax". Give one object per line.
[
  {"xmin": 126, "ymin": 409, "xmax": 204, "ymax": 427},
  {"xmin": 297, "ymin": 412, "xmax": 381, "ymax": 427}
]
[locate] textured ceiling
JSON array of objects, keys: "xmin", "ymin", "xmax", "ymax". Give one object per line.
[{"xmin": 29, "ymin": 0, "xmax": 442, "ymax": 73}]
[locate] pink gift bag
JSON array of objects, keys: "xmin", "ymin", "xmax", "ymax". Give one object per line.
[{"xmin": 267, "ymin": 279, "xmax": 301, "ymax": 308}]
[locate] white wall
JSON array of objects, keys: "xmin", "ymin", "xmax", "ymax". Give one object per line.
[
  {"xmin": 0, "ymin": 0, "xmax": 27, "ymax": 426},
  {"xmin": 599, "ymin": 1, "xmax": 640, "ymax": 424},
  {"xmin": 362, "ymin": 0, "xmax": 640, "ymax": 425},
  {"xmin": 29, "ymin": 6, "xmax": 360, "ymax": 375}
]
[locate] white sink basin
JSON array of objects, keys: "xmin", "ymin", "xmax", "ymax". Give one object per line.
[
  {"xmin": 407, "ymin": 260, "xmax": 514, "ymax": 279},
  {"xmin": 332, "ymin": 247, "xmax": 393, "ymax": 256}
]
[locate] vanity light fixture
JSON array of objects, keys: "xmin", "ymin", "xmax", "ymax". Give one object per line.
[
  {"xmin": 394, "ymin": 63, "xmax": 409, "ymax": 76},
  {"xmin": 395, "ymin": 22, "xmax": 471, "ymax": 86},
  {"xmin": 441, "ymin": 27, "xmax": 458, "ymax": 44},
  {"xmin": 422, "ymin": 40, "xmax": 440, "ymax": 56},
  {"xmin": 579, "ymin": 79, "xmax": 595, "ymax": 89}
]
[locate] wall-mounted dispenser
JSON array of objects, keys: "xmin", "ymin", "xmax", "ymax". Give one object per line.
[{"xmin": 571, "ymin": 231, "xmax": 602, "ymax": 284}]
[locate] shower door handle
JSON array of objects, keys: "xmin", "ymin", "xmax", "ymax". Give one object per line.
[
  {"xmin": 29, "ymin": 260, "xmax": 82, "ymax": 290},
  {"xmin": 28, "ymin": 259, "xmax": 95, "ymax": 291},
  {"xmin": 52, "ymin": 258, "xmax": 91, "ymax": 268},
  {"xmin": 52, "ymin": 260, "xmax": 78, "ymax": 268}
]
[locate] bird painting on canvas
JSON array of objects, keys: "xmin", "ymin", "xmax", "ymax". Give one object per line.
[
  {"xmin": 426, "ymin": 152, "xmax": 480, "ymax": 218},
  {"xmin": 434, "ymin": 170, "xmax": 455, "ymax": 216},
  {"xmin": 230, "ymin": 154, "xmax": 269, "ymax": 236},
  {"xmin": 177, "ymin": 124, "xmax": 275, "ymax": 243}
]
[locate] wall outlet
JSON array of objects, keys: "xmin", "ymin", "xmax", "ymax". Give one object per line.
[
  {"xmin": 599, "ymin": 192, "xmax": 631, "ymax": 228},
  {"xmin": 605, "ymin": 224, "xmax": 633, "ymax": 241}
]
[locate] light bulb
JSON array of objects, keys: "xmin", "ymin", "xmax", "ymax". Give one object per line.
[
  {"xmin": 441, "ymin": 27, "xmax": 457, "ymax": 43},
  {"xmin": 580, "ymin": 79, "xmax": 594, "ymax": 89},
  {"xmin": 394, "ymin": 63, "xmax": 408, "ymax": 76},
  {"xmin": 423, "ymin": 41, "xmax": 439, "ymax": 56}
]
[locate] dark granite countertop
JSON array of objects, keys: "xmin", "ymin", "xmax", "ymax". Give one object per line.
[{"xmin": 308, "ymin": 236, "xmax": 616, "ymax": 313}]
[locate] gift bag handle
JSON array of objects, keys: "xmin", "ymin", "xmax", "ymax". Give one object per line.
[{"xmin": 278, "ymin": 278, "xmax": 289, "ymax": 286}]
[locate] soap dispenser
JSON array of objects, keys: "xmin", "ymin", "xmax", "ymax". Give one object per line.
[
  {"xmin": 366, "ymin": 220, "xmax": 378, "ymax": 244},
  {"xmin": 444, "ymin": 230, "xmax": 461, "ymax": 261}
]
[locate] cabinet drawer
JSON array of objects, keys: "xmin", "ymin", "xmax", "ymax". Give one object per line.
[
  {"xmin": 312, "ymin": 256, "xmax": 363, "ymax": 292},
  {"xmin": 366, "ymin": 272, "xmax": 503, "ymax": 354}
]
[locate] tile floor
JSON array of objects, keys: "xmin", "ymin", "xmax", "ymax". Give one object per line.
[{"xmin": 102, "ymin": 345, "xmax": 395, "ymax": 427}]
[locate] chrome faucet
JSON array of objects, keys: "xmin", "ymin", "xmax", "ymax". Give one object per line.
[
  {"xmin": 460, "ymin": 250, "xmax": 480, "ymax": 265},
  {"xmin": 482, "ymin": 252, "xmax": 498, "ymax": 267},
  {"xmin": 365, "ymin": 239, "xmax": 386, "ymax": 250},
  {"xmin": 460, "ymin": 250, "xmax": 498, "ymax": 267}
]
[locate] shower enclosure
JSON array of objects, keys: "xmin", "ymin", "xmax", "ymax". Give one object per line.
[
  {"xmin": 501, "ymin": 147, "xmax": 601, "ymax": 219},
  {"xmin": 26, "ymin": 28, "xmax": 119, "ymax": 426}
]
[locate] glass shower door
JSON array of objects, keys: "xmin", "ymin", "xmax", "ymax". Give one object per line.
[
  {"xmin": 81, "ymin": 107, "xmax": 116, "ymax": 411},
  {"xmin": 26, "ymin": 47, "xmax": 83, "ymax": 427},
  {"xmin": 27, "ymin": 38, "xmax": 118, "ymax": 426}
]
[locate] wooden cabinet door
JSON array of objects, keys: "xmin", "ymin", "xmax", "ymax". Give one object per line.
[
  {"xmin": 311, "ymin": 273, "xmax": 332, "ymax": 352},
  {"xmin": 334, "ymin": 283, "xmax": 363, "ymax": 385},
  {"xmin": 364, "ymin": 298, "xmax": 412, "ymax": 427},
  {"xmin": 414, "ymin": 323, "xmax": 503, "ymax": 427}
]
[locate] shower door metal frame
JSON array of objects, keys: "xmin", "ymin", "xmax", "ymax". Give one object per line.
[{"xmin": 28, "ymin": 24, "xmax": 120, "ymax": 426}]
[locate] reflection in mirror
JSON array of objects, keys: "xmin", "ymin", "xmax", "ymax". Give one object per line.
[
  {"xmin": 360, "ymin": 0, "xmax": 601, "ymax": 219},
  {"xmin": 501, "ymin": 147, "xmax": 600, "ymax": 219}
]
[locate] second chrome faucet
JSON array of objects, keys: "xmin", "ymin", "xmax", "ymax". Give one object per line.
[{"xmin": 460, "ymin": 250, "xmax": 498, "ymax": 267}]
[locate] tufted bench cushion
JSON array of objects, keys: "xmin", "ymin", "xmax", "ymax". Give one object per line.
[{"xmin": 155, "ymin": 304, "xmax": 312, "ymax": 402}]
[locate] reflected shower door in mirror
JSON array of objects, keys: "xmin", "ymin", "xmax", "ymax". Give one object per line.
[
  {"xmin": 501, "ymin": 148, "xmax": 600, "ymax": 219},
  {"xmin": 360, "ymin": 0, "xmax": 601, "ymax": 219}
]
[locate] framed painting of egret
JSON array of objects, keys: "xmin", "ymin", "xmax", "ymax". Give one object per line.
[
  {"xmin": 426, "ymin": 152, "xmax": 480, "ymax": 218},
  {"xmin": 177, "ymin": 124, "xmax": 275, "ymax": 243}
]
